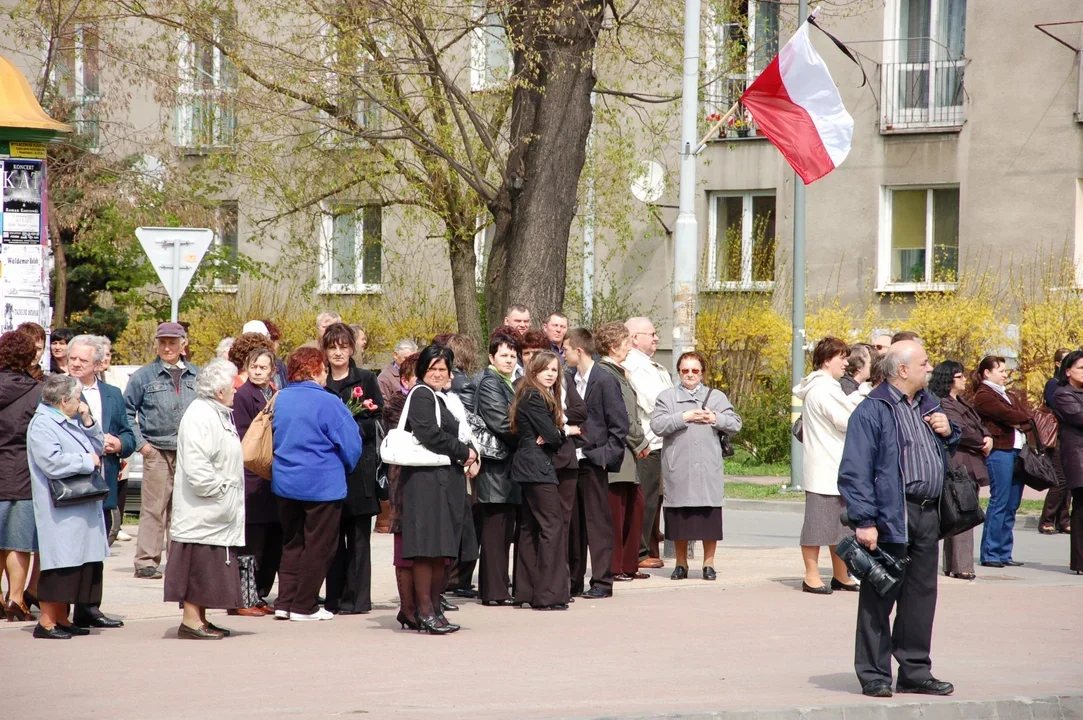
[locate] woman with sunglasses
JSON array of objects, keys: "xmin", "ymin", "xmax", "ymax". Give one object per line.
[
  {"xmin": 929, "ymin": 361, "xmax": 991, "ymax": 580},
  {"xmin": 649, "ymin": 351, "xmax": 741, "ymax": 580}
]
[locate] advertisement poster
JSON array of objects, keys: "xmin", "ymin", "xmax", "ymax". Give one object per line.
[
  {"xmin": 0, "ymin": 243, "xmax": 43, "ymax": 291},
  {"xmin": 1, "ymin": 292, "xmax": 39, "ymax": 333},
  {"xmin": 2, "ymin": 159, "xmax": 43, "ymax": 244}
]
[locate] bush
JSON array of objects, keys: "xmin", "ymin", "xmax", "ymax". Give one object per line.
[{"xmin": 731, "ymin": 372, "xmax": 792, "ymax": 465}]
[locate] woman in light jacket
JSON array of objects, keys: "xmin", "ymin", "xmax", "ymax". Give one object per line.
[
  {"xmin": 650, "ymin": 351, "xmax": 741, "ymax": 581},
  {"xmin": 26, "ymin": 374, "xmax": 106, "ymax": 639},
  {"xmin": 792, "ymin": 337, "xmax": 861, "ymax": 595},
  {"xmin": 164, "ymin": 359, "xmax": 246, "ymax": 640}
]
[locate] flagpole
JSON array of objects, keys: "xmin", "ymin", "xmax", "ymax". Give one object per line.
[{"xmin": 788, "ymin": 0, "xmax": 810, "ymax": 493}]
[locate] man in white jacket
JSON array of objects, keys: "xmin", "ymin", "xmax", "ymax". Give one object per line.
[{"xmin": 623, "ymin": 317, "xmax": 673, "ymax": 568}]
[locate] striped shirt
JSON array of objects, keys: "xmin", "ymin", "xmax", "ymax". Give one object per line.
[{"xmin": 885, "ymin": 383, "xmax": 944, "ymax": 499}]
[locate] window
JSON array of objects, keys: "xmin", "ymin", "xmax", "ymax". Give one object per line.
[
  {"xmin": 317, "ymin": 24, "xmax": 381, "ymax": 147},
  {"xmin": 214, "ymin": 201, "xmax": 239, "ymax": 289},
  {"xmin": 320, "ymin": 205, "xmax": 383, "ymax": 293},
  {"xmin": 879, "ymin": 186, "xmax": 959, "ymax": 289},
  {"xmin": 53, "ymin": 26, "xmax": 101, "ymax": 150},
  {"xmin": 176, "ymin": 13, "xmax": 238, "ymax": 149},
  {"xmin": 704, "ymin": 1, "xmax": 779, "ymax": 119},
  {"xmin": 881, "ymin": 0, "xmax": 967, "ymax": 131},
  {"xmin": 471, "ymin": 6, "xmax": 511, "ymax": 91},
  {"xmin": 706, "ymin": 191, "xmax": 776, "ymax": 290}
]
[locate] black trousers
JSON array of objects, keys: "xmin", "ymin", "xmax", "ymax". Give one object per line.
[
  {"xmin": 75, "ymin": 510, "xmax": 114, "ymax": 620},
  {"xmin": 240, "ymin": 521, "xmax": 284, "ymax": 599},
  {"xmin": 277, "ymin": 498, "xmax": 342, "ymax": 616},
  {"xmin": 325, "ymin": 514, "xmax": 373, "ymax": 614},
  {"xmin": 515, "ymin": 483, "xmax": 566, "ymax": 607},
  {"xmin": 446, "ymin": 492, "xmax": 480, "ymax": 592},
  {"xmin": 568, "ymin": 462, "xmax": 614, "ymax": 593},
  {"xmin": 477, "ymin": 503, "xmax": 517, "ymax": 602},
  {"xmin": 855, "ymin": 499, "xmax": 940, "ymax": 688},
  {"xmin": 1071, "ymin": 488, "xmax": 1083, "ymax": 572},
  {"xmin": 637, "ymin": 451, "xmax": 663, "ymax": 560}
]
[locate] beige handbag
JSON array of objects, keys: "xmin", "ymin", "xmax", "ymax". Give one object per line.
[{"xmin": 241, "ymin": 393, "xmax": 278, "ymax": 480}]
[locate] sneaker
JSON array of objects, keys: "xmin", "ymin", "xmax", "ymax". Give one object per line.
[
  {"xmin": 290, "ymin": 608, "xmax": 334, "ymax": 622},
  {"xmin": 274, "ymin": 610, "xmax": 290, "ymax": 620},
  {"xmin": 116, "ymin": 530, "xmax": 133, "ymax": 541},
  {"xmin": 134, "ymin": 567, "xmax": 163, "ymax": 580}
]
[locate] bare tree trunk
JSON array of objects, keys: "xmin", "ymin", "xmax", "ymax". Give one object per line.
[{"xmin": 485, "ymin": 0, "xmax": 604, "ymax": 330}]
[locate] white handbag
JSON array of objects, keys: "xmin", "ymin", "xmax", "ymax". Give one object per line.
[{"xmin": 378, "ymin": 385, "xmax": 452, "ymax": 467}]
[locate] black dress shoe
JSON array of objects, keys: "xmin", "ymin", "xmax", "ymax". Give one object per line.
[
  {"xmin": 481, "ymin": 598, "xmax": 515, "ymax": 607},
  {"xmin": 74, "ymin": 614, "xmax": 124, "ymax": 629},
  {"xmin": 581, "ymin": 587, "xmax": 612, "ymax": 599},
  {"xmin": 33, "ymin": 624, "xmax": 72, "ymax": 640},
  {"xmin": 1005, "ymin": 560, "xmax": 1024, "ymax": 567},
  {"xmin": 896, "ymin": 678, "xmax": 954, "ymax": 696},
  {"xmin": 802, "ymin": 581, "xmax": 833, "ymax": 595},
  {"xmin": 670, "ymin": 565, "xmax": 689, "ymax": 580},
  {"xmin": 702, "ymin": 566, "xmax": 717, "ymax": 581},
  {"xmin": 830, "ymin": 578, "xmax": 859, "ymax": 592},
  {"xmin": 861, "ymin": 680, "xmax": 893, "ymax": 698},
  {"xmin": 57, "ymin": 623, "xmax": 90, "ymax": 636},
  {"xmin": 440, "ymin": 597, "xmax": 459, "ymax": 612},
  {"xmin": 451, "ymin": 588, "xmax": 477, "ymax": 599},
  {"xmin": 177, "ymin": 623, "xmax": 224, "ymax": 640},
  {"xmin": 980, "ymin": 561, "xmax": 1005, "ymax": 568}
]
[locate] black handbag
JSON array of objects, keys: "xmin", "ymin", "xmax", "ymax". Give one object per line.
[
  {"xmin": 468, "ymin": 382, "xmax": 510, "ymax": 461},
  {"xmin": 1015, "ymin": 440, "xmax": 1061, "ymax": 491},
  {"xmin": 49, "ymin": 423, "xmax": 109, "ymax": 506},
  {"xmin": 938, "ymin": 464, "xmax": 985, "ymax": 539},
  {"xmin": 702, "ymin": 389, "xmax": 736, "ymax": 458},
  {"xmin": 237, "ymin": 554, "xmax": 260, "ymax": 608}
]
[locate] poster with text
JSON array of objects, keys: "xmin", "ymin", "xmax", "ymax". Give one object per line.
[
  {"xmin": 2, "ymin": 160, "xmax": 43, "ymax": 244},
  {"xmin": 1, "ymin": 293, "xmax": 39, "ymax": 333},
  {"xmin": 0, "ymin": 242, "xmax": 43, "ymax": 291}
]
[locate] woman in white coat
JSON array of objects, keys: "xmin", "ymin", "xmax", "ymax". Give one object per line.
[
  {"xmin": 26, "ymin": 374, "xmax": 107, "ymax": 639},
  {"xmin": 793, "ymin": 337, "xmax": 861, "ymax": 595},
  {"xmin": 164, "ymin": 359, "xmax": 246, "ymax": 640}
]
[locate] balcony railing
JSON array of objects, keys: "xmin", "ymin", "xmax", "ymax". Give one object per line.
[{"xmin": 880, "ymin": 58, "xmax": 966, "ymax": 133}]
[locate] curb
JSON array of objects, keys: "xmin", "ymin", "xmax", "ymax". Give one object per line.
[
  {"xmin": 599, "ymin": 693, "xmax": 1083, "ymax": 720},
  {"xmin": 725, "ymin": 499, "xmax": 1043, "ymax": 529}
]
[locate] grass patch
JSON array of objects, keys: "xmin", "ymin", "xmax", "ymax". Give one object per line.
[
  {"xmin": 123, "ymin": 513, "xmax": 140, "ymax": 526},
  {"xmin": 725, "ymin": 446, "xmax": 790, "ymax": 478}
]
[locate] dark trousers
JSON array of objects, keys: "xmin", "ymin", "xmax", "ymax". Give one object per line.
[
  {"xmin": 276, "ymin": 498, "xmax": 342, "ymax": 616},
  {"xmin": 75, "ymin": 512, "xmax": 113, "ymax": 621},
  {"xmin": 637, "ymin": 452, "xmax": 663, "ymax": 559},
  {"xmin": 568, "ymin": 462, "xmax": 614, "ymax": 593},
  {"xmin": 556, "ymin": 468, "xmax": 578, "ymax": 598},
  {"xmin": 446, "ymin": 492, "xmax": 480, "ymax": 592},
  {"xmin": 240, "ymin": 521, "xmax": 283, "ymax": 599},
  {"xmin": 855, "ymin": 500, "xmax": 940, "ymax": 688},
  {"xmin": 608, "ymin": 483, "xmax": 644, "ymax": 575},
  {"xmin": 324, "ymin": 514, "xmax": 373, "ymax": 613},
  {"xmin": 515, "ymin": 483, "xmax": 566, "ymax": 607},
  {"xmin": 477, "ymin": 503, "xmax": 517, "ymax": 602},
  {"xmin": 1072, "ymin": 488, "xmax": 1083, "ymax": 572}
]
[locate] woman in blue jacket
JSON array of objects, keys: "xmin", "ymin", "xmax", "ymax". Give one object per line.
[{"xmin": 271, "ymin": 346, "xmax": 361, "ymax": 622}]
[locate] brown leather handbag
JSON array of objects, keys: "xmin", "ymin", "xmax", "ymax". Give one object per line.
[
  {"xmin": 241, "ymin": 393, "xmax": 277, "ymax": 480},
  {"xmin": 1032, "ymin": 409, "xmax": 1058, "ymax": 449}
]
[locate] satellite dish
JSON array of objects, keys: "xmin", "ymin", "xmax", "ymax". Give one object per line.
[{"xmin": 630, "ymin": 161, "xmax": 666, "ymax": 204}]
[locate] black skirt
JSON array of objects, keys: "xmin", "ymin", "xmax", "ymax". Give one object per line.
[
  {"xmin": 664, "ymin": 506, "xmax": 724, "ymax": 541},
  {"xmin": 400, "ymin": 465, "xmax": 466, "ymax": 559},
  {"xmin": 163, "ymin": 542, "xmax": 243, "ymax": 609},
  {"xmin": 38, "ymin": 562, "xmax": 103, "ymax": 605}
]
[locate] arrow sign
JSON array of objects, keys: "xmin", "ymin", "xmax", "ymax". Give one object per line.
[{"xmin": 135, "ymin": 227, "xmax": 214, "ymax": 321}]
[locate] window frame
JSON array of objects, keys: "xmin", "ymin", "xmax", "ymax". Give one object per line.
[
  {"xmin": 470, "ymin": 5, "xmax": 512, "ymax": 92},
  {"xmin": 49, "ymin": 26, "xmax": 101, "ymax": 151},
  {"xmin": 175, "ymin": 15, "xmax": 238, "ymax": 150},
  {"xmin": 212, "ymin": 200, "xmax": 240, "ymax": 292},
  {"xmin": 318, "ymin": 203, "xmax": 384, "ymax": 295},
  {"xmin": 877, "ymin": 183, "xmax": 960, "ymax": 292},
  {"xmin": 705, "ymin": 189, "xmax": 777, "ymax": 292},
  {"xmin": 703, "ymin": 0, "xmax": 779, "ymax": 120}
]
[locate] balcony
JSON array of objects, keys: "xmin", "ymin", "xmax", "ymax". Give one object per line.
[{"xmin": 879, "ymin": 56, "xmax": 967, "ymax": 133}]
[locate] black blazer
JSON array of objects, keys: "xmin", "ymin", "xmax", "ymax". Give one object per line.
[
  {"xmin": 404, "ymin": 383, "xmax": 472, "ymax": 465},
  {"xmin": 510, "ymin": 388, "xmax": 564, "ymax": 485},
  {"xmin": 566, "ymin": 363, "xmax": 629, "ymax": 471},
  {"xmin": 555, "ymin": 381, "xmax": 588, "ymax": 470},
  {"xmin": 327, "ymin": 362, "xmax": 385, "ymax": 517}
]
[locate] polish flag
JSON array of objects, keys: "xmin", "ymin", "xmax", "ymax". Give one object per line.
[{"xmin": 740, "ymin": 20, "xmax": 854, "ymax": 185}]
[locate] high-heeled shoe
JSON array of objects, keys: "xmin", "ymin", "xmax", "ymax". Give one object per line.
[
  {"xmin": 23, "ymin": 591, "xmax": 39, "ymax": 609},
  {"xmin": 435, "ymin": 613, "xmax": 461, "ymax": 632},
  {"xmin": 396, "ymin": 610, "xmax": 419, "ymax": 630},
  {"xmin": 414, "ymin": 613, "xmax": 454, "ymax": 635},
  {"xmin": 6, "ymin": 599, "xmax": 35, "ymax": 622},
  {"xmin": 440, "ymin": 597, "xmax": 459, "ymax": 612}
]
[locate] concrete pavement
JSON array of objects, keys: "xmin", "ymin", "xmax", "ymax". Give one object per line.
[{"xmin": 4, "ymin": 510, "xmax": 1080, "ymax": 719}]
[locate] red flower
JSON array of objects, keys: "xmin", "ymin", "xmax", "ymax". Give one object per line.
[
  {"xmin": 362, "ymin": 399, "xmax": 378, "ymax": 411},
  {"xmin": 352, "ymin": 386, "xmax": 364, "ymax": 399}
]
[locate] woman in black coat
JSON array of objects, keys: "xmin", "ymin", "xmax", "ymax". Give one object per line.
[
  {"xmin": 1049, "ymin": 350, "xmax": 1083, "ymax": 574},
  {"xmin": 510, "ymin": 351, "xmax": 582, "ymax": 610},
  {"xmin": 231, "ymin": 348, "xmax": 281, "ymax": 614},
  {"xmin": 473, "ymin": 332, "xmax": 521, "ymax": 606},
  {"xmin": 401, "ymin": 345, "xmax": 478, "ymax": 633},
  {"xmin": 322, "ymin": 323, "xmax": 384, "ymax": 614},
  {"xmin": 930, "ymin": 361, "xmax": 991, "ymax": 580}
]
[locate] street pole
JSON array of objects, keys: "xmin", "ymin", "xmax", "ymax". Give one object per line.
[
  {"xmin": 170, "ymin": 237, "xmax": 182, "ymax": 322},
  {"xmin": 788, "ymin": 0, "xmax": 809, "ymax": 492},
  {"xmin": 666, "ymin": 0, "xmax": 702, "ymax": 559}
]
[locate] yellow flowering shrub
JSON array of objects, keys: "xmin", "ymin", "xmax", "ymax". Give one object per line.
[{"xmin": 697, "ymin": 295, "xmax": 789, "ymax": 398}]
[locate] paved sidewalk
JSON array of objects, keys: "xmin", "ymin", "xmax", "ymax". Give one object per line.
[{"xmin": 5, "ymin": 511, "xmax": 1080, "ymax": 719}]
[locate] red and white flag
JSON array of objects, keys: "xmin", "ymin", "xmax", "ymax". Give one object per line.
[{"xmin": 741, "ymin": 20, "xmax": 854, "ymax": 185}]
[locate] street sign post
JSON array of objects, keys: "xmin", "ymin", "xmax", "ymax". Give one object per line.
[{"xmin": 135, "ymin": 227, "xmax": 214, "ymax": 322}]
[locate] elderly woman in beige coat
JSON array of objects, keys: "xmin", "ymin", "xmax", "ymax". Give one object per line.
[
  {"xmin": 650, "ymin": 351, "xmax": 742, "ymax": 581},
  {"xmin": 164, "ymin": 359, "xmax": 246, "ymax": 640}
]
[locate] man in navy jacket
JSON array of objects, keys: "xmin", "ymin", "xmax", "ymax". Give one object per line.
[
  {"xmin": 564, "ymin": 328, "xmax": 629, "ymax": 599},
  {"xmin": 838, "ymin": 340, "xmax": 960, "ymax": 699}
]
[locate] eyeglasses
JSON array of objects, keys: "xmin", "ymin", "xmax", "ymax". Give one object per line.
[
  {"xmin": 679, "ymin": 368, "xmax": 702, "ymax": 375},
  {"xmin": 874, "ymin": 344, "xmax": 889, "ymax": 351},
  {"xmin": 633, "ymin": 332, "xmax": 659, "ymax": 339},
  {"xmin": 953, "ymin": 373, "xmax": 964, "ymax": 379}
]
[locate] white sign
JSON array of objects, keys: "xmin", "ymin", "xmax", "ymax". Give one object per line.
[
  {"xmin": 135, "ymin": 227, "xmax": 214, "ymax": 320},
  {"xmin": 1, "ymin": 243, "xmax": 43, "ymax": 291},
  {"xmin": 1, "ymin": 292, "xmax": 40, "ymax": 333}
]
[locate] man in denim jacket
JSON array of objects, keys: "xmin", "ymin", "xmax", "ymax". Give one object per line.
[{"xmin": 124, "ymin": 323, "xmax": 199, "ymax": 579}]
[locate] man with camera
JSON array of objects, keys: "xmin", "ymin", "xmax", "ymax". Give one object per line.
[{"xmin": 838, "ymin": 340, "xmax": 961, "ymax": 699}]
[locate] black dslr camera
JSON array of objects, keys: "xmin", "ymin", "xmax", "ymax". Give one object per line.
[{"xmin": 836, "ymin": 512, "xmax": 909, "ymax": 597}]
